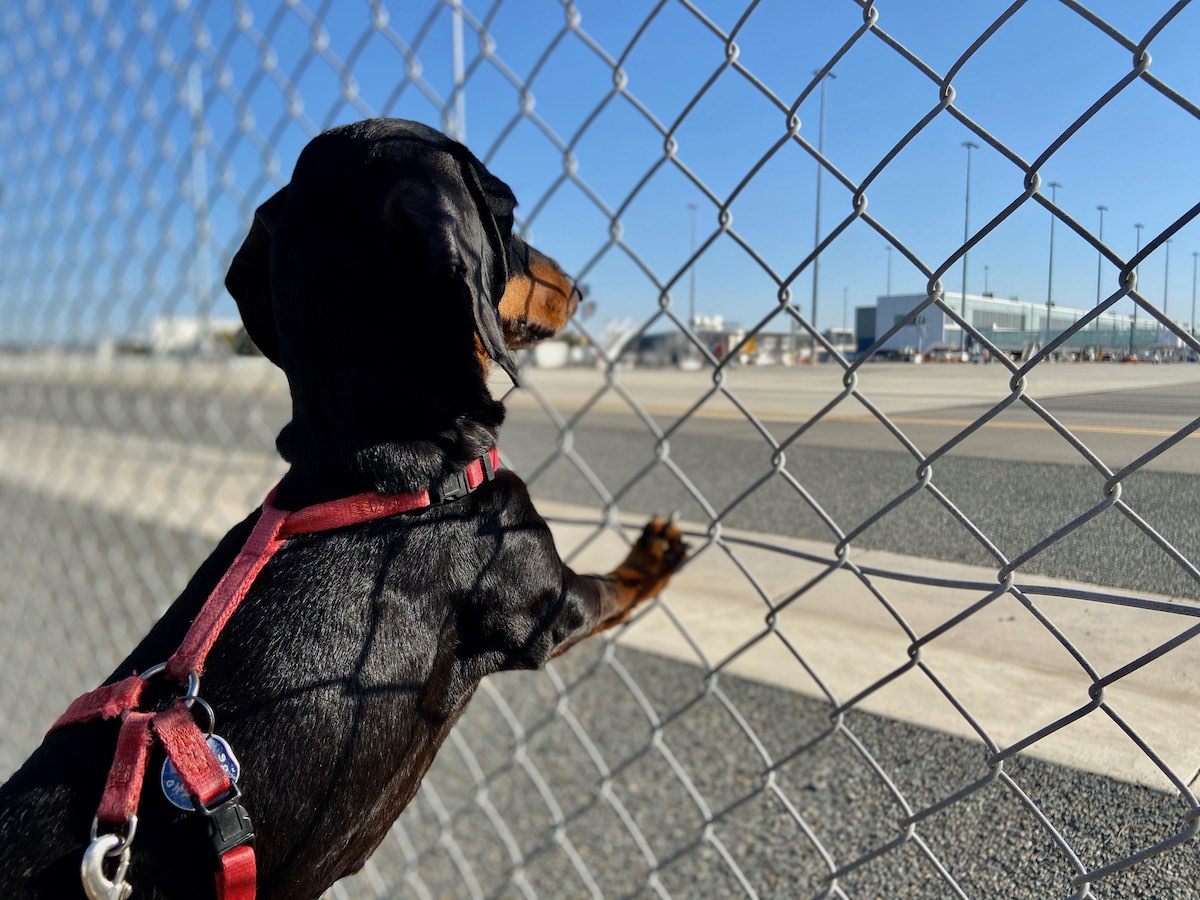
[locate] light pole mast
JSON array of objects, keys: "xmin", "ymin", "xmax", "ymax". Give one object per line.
[
  {"xmin": 810, "ymin": 70, "xmax": 835, "ymax": 353},
  {"xmin": 1045, "ymin": 181, "xmax": 1061, "ymax": 347},
  {"xmin": 960, "ymin": 141, "xmax": 978, "ymax": 351},
  {"xmin": 885, "ymin": 245, "xmax": 893, "ymax": 296},
  {"xmin": 1095, "ymin": 204, "xmax": 1107, "ymax": 307},
  {"xmin": 1192, "ymin": 251, "xmax": 1198, "ymax": 338},
  {"xmin": 187, "ymin": 64, "xmax": 214, "ymax": 356},
  {"xmin": 688, "ymin": 202, "xmax": 697, "ymax": 330},
  {"xmin": 1132, "ymin": 223, "xmax": 1144, "ymax": 354},
  {"xmin": 1163, "ymin": 238, "xmax": 1172, "ymax": 321},
  {"xmin": 447, "ymin": 0, "xmax": 466, "ymax": 142}
]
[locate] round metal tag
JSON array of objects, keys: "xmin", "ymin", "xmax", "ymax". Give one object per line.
[{"xmin": 160, "ymin": 733, "xmax": 241, "ymax": 811}]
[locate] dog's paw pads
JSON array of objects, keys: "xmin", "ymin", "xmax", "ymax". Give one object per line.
[{"xmin": 631, "ymin": 515, "xmax": 687, "ymax": 576}]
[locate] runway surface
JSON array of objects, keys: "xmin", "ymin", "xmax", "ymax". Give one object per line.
[
  {"xmin": 4, "ymin": 364, "xmax": 1198, "ymax": 598},
  {"xmin": 500, "ymin": 381, "xmax": 1200, "ymax": 602}
]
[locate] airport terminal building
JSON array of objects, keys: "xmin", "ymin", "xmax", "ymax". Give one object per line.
[
  {"xmin": 860, "ymin": 293, "xmax": 1170, "ymax": 359},
  {"xmin": 624, "ymin": 293, "xmax": 1178, "ymax": 368}
]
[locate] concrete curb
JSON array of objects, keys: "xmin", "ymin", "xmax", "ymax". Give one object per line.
[{"xmin": 537, "ymin": 499, "xmax": 1200, "ymax": 793}]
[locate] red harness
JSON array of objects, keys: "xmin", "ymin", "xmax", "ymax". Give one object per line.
[{"xmin": 52, "ymin": 448, "xmax": 501, "ymax": 900}]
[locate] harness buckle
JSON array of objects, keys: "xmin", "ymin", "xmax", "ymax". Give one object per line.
[{"xmin": 196, "ymin": 785, "xmax": 256, "ymax": 856}]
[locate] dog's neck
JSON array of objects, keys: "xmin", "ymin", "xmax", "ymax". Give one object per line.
[{"xmin": 272, "ymin": 372, "xmax": 505, "ymax": 509}]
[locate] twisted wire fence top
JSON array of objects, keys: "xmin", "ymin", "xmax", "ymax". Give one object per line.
[{"xmin": 2, "ymin": 1, "xmax": 1200, "ymax": 898}]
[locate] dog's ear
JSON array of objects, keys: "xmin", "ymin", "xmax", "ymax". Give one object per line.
[
  {"xmin": 457, "ymin": 159, "xmax": 519, "ymax": 382},
  {"xmin": 389, "ymin": 158, "xmax": 519, "ymax": 381},
  {"xmin": 225, "ymin": 187, "xmax": 289, "ymax": 365}
]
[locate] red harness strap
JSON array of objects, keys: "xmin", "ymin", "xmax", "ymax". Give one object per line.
[
  {"xmin": 52, "ymin": 675, "xmax": 146, "ymax": 731},
  {"xmin": 95, "ymin": 712, "xmax": 155, "ymax": 824},
  {"xmin": 166, "ymin": 504, "xmax": 290, "ymax": 682},
  {"xmin": 52, "ymin": 448, "xmax": 501, "ymax": 900}
]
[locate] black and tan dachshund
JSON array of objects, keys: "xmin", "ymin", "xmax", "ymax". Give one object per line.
[{"xmin": 0, "ymin": 118, "xmax": 686, "ymax": 899}]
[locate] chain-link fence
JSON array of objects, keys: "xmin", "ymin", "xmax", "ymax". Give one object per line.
[{"xmin": 3, "ymin": 1, "xmax": 1200, "ymax": 897}]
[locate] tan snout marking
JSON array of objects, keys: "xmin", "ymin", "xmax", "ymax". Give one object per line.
[{"xmin": 498, "ymin": 261, "xmax": 576, "ymax": 347}]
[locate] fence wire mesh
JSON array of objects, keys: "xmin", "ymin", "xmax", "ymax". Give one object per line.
[{"xmin": 3, "ymin": 1, "xmax": 1200, "ymax": 897}]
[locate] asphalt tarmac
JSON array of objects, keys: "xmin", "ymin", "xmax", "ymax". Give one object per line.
[
  {"xmin": 4, "ymin": 364, "xmax": 1199, "ymax": 599},
  {"xmin": 500, "ymin": 390, "xmax": 1200, "ymax": 601}
]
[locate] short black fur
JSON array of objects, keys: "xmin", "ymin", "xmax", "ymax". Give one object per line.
[{"xmin": 0, "ymin": 118, "xmax": 685, "ymax": 899}]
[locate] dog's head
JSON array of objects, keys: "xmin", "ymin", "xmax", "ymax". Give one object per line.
[{"xmin": 226, "ymin": 119, "xmax": 579, "ymax": 388}]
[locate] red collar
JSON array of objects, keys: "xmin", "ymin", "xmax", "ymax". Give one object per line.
[
  {"xmin": 53, "ymin": 447, "xmax": 502, "ymax": 900},
  {"xmin": 269, "ymin": 446, "xmax": 501, "ymax": 533}
]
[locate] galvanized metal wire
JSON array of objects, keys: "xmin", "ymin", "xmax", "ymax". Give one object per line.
[{"xmin": 2, "ymin": 1, "xmax": 1199, "ymax": 898}]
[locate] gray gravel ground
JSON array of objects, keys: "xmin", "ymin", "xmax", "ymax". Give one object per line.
[{"xmin": 345, "ymin": 642, "xmax": 1198, "ymax": 899}]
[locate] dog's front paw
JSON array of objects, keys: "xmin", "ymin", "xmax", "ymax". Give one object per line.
[{"xmin": 614, "ymin": 515, "xmax": 688, "ymax": 601}]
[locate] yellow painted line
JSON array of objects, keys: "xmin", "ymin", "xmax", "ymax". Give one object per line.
[
  {"xmin": 835, "ymin": 415, "xmax": 1192, "ymax": 440},
  {"xmin": 509, "ymin": 397, "xmax": 1194, "ymax": 439}
]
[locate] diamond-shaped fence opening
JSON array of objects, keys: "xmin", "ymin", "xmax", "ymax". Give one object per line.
[{"xmin": 3, "ymin": 1, "xmax": 1200, "ymax": 897}]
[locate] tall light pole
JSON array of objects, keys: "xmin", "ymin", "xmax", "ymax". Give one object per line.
[
  {"xmin": 984, "ymin": 265, "xmax": 990, "ymax": 295},
  {"xmin": 885, "ymin": 245, "xmax": 893, "ymax": 296},
  {"xmin": 447, "ymin": 0, "xmax": 467, "ymax": 141},
  {"xmin": 1045, "ymin": 181, "xmax": 1061, "ymax": 346},
  {"xmin": 1134, "ymin": 223, "xmax": 1144, "ymax": 290},
  {"xmin": 960, "ymin": 140, "xmax": 979, "ymax": 351},
  {"xmin": 1132, "ymin": 222, "xmax": 1144, "ymax": 354},
  {"xmin": 187, "ymin": 64, "xmax": 213, "ymax": 356},
  {"xmin": 1163, "ymin": 238, "xmax": 1172, "ymax": 321},
  {"xmin": 811, "ymin": 70, "xmax": 835, "ymax": 351},
  {"xmin": 687, "ymin": 202, "xmax": 698, "ymax": 330},
  {"xmin": 1095, "ymin": 204, "xmax": 1107, "ymax": 307},
  {"xmin": 1192, "ymin": 251, "xmax": 1198, "ymax": 337}
]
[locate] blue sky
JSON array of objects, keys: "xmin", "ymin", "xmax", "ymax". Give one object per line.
[{"xmin": 3, "ymin": 0, "xmax": 1198, "ymax": 345}]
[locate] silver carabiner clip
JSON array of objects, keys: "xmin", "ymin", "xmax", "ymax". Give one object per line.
[{"xmin": 81, "ymin": 832, "xmax": 133, "ymax": 900}]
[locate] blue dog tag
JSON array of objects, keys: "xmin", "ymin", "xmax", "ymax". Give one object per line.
[{"xmin": 160, "ymin": 733, "xmax": 241, "ymax": 811}]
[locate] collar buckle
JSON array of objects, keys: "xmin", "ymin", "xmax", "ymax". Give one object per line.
[{"xmin": 429, "ymin": 470, "xmax": 470, "ymax": 506}]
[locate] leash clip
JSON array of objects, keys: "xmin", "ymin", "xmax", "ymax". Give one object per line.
[{"xmin": 81, "ymin": 831, "xmax": 133, "ymax": 900}]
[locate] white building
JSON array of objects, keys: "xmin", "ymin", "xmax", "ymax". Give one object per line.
[
  {"xmin": 149, "ymin": 316, "xmax": 243, "ymax": 355},
  {"xmin": 875, "ymin": 292, "xmax": 1166, "ymax": 358}
]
